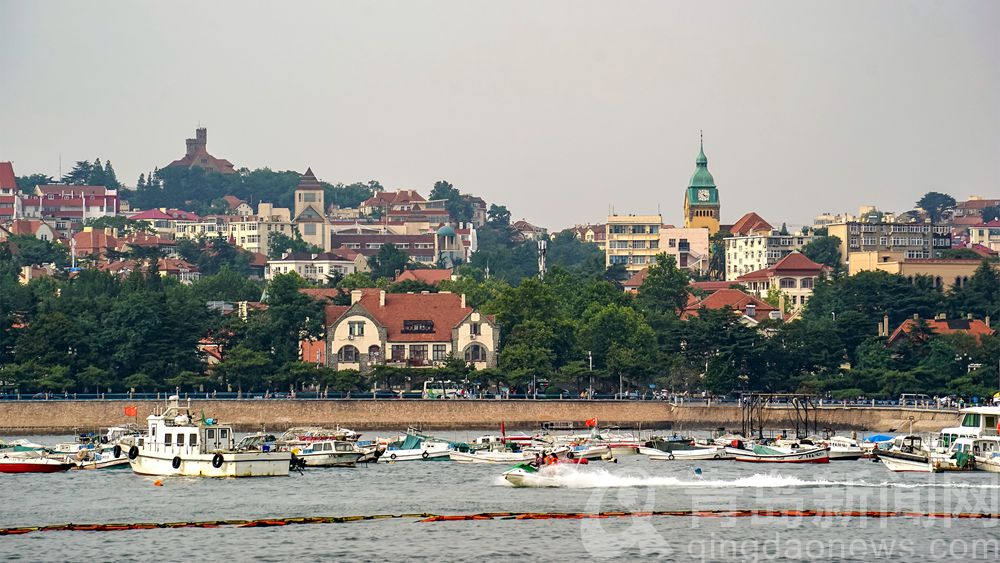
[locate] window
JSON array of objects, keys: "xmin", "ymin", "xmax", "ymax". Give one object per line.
[
  {"xmin": 801, "ymin": 278, "xmax": 814, "ymax": 289},
  {"xmin": 410, "ymin": 345, "xmax": 428, "ymax": 363},
  {"xmin": 779, "ymin": 278, "xmax": 797, "ymax": 289},
  {"xmin": 177, "ymin": 433, "xmax": 185, "ymax": 446},
  {"xmin": 303, "ymin": 223, "xmax": 317, "ymax": 235},
  {"xmin": 337, "ymin": 345, "xmax": 359, "ymax": 362},
  {"xmin": 391, "ymin": 345, "xmax": 406, "ymax": 361},
  {"xmin": 207, "ymin": 429, "xmax": 215, "ymax": 440},
  {"xmin": 470, "ymin": 323, "xmax": 481, "ymax": 336},
  {"xmin": 402, "ymin": 320, "xmax": 434, "ymax": 333},
  {"xmin": 303, "ymin": 192, "xmax": 317, "ymax": 202},
  {"xmin": 220, "ymin": 429, "xmax": 228, "ymax": 440},
  {"xmin": 349, "ymin": 321, "xmax": 365, "ymax": 337},
  {"xmin": 465, "ymin": 344, "xmax": 487, "ymax": 362},
  {"xmin": 190, "ymin": 434, "xmax": 197, "ymax": 446},
  {"xmin": 164, "ymin": 433, "xmax": 172, "ymax": 446},
  {"xmin": 368, "ymin": 345, "xmax": 381, "ymax": 363},
  {"xmin": 433, "ymin": 344, "xmax": 447, "ymax": 361}
]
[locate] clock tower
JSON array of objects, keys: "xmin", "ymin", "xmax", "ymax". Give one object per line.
[{"xmin": 683, "ymin": 134, "xmax": 721, "ymax": 234}]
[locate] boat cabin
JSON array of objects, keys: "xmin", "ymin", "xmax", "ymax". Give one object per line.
[
  {"xmin": 938, "ymin": 406, "xmax": 1000, "ymax": 447},
  {"xmin": 144, "ymin": 396, "xmax": 236, "ymax": 456}
]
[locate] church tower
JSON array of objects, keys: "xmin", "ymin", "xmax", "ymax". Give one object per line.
[
  {"xmin": 293, "ymin": 167, "xmax": 330, "ymax": 250},
  {"xmin": 683, "ymin": 134, "xmax": 721, "ymax": 234}
]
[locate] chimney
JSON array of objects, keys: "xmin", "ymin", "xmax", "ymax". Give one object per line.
[
  {"xmin": 778, "ymin": 293, "xmax": 785, "ymax": 313},
  {"xmin": 351, "ymin": 290, "xmax": 363, "ymax": 305},
  {"xmin": 967, "ymin": 313, "xmax": 973, "ymax": 320},
  {"xmin": 986, "ymin": 316, "xmax": 991, "ymax": 328},
  {"xmin": 913, "ymin": 313, "xmax": 919, "ymax": 321},
  {"xmin": 935, "ymin": 312, "xmax": 946, "ymax": 321},
  {"xmin": 379, "ymin": 290, "xmax": 386, "ymax": 307},
  {"xmin": 461, "ymin": 293, "xmax": 466, "ymax": 309},
  {"xmin": 883, "ymin": 314, "xmax": 889, "ymax": 337}
]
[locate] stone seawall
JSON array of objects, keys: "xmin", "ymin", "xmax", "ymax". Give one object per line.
[{"xmin": 0, "ymin": 399, "xmax": 962, "ymax": 434}]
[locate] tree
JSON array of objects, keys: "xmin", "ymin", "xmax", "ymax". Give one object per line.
[
  {"xmin": 487, "ymin": 204, "xmax": 511, "ymax": 227},
  {"xmin": 214, "ymin": 346, "xmax": 271, "ymax": 393},
  {"xmin": 7, "ymin": 235, "xmax": 70, "ymax": 268},
  {"xmin": 267, "ymin": 231, "xmax": 321, "ymax": 260},
  {"xmin": 916, "ymin": 192, "xmax": 956, "ymax": 223},
  {"xmin": 636, "ymin": 254, "xmax": 690, "ymax": 313},
  {"xmin": 429, "ymin": 180, "xmax": 473, "ymax": 223},
  {"xmin": 982, "ymin": 206, "xmax": 1000, "ymax": 223},
  {"xmin": 16, "ymin": 173, "xmax": 54, "ymax": 194},
  {"xmin": 801, "ymin": 236, "xmax": 843, "ymax": 271},
  {"xmin": 368, "ymin": 243, "xmax": 409, "ymax": 281}
]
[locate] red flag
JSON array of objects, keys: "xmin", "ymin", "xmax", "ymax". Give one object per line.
[
  {"xmin": 124, "ymin": 405, "xmax": 137, "ymax": 417},
  {"xmin": 585, "ymin": 417, "xmax": 597, "ymax": 428}
]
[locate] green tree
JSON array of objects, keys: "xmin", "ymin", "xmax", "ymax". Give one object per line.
[
  {"xmin": 429, "ymin": 180, "xmax": 473, "ymax": 223},
  {"xmin": 15, "ymin": 173, "xmax": 54, "ymax": 194},
  {"xmin": 214, "ymin": 345, "xmax": 271, "ymax": 393},
  {"xmin": 368, "ymin": 243, "xmax": 409, "ymax": 281},
  {"xmin": 267, "ymin": 231, "xmax": 321, "ymax": 260},
  {"xmin": 801, "ymin": 236, "xmax": 843, "ymax": 271},
  {"xmin": 916, "ymin": 192, "xmax": 956, "ymax": 223},
  {"xmin": 981, "ymin": 206, "xmax": 1000, "ymax": 223},
  {"xmin": 636, "ymin": 253, "xmax": 690, "ymax": 314}
]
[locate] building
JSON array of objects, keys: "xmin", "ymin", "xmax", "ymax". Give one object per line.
[
  {"xmin": 0, "ymin": 162, "xmax": 18, "ymax": 222},
  {"xmin": 228, "ymin": 202, "xmax": 295, "ymax": 256},
  {"xmin": 736, "ymin": 251, "xmax": 825, "ymax": 310},
  {"xmin": 567, "ymin": 224, "xmax": 607, "ymax": 251},
  {"xmin": 2, "ymin": 219, "xmax": 58, "ymax": 242},
  {"xmin": 330, "ymin": 225, "xmax": 474, "ymax": 267},
  {"xmin": 175, "ymin": 215, "xmax": 233, "ymax": 241},
  {"xmin": 395, "ymin": 269, "xmax": 454, "ymax": 285},
  {"xmin": 969, "ymin": 220, "xmax": 1000, "ymax": 252},
  {"xmin": 97, "ymin": 258, "xmax": 201, "ymax": 284},
  {"xmin": 165, "ymin": 127, "xmax": 236, "ymax": 174},
  {"xmin": 19, "ymin": 185, "xmax": 119, "ymax": 237},
  {"xmin": 954, "ymin": 196, "xmax": 1000, "ymax": 221},
  {"xmin": 827, "ymin": 220, "xmax": 952, "ymax": 264},
  {"xmin": 317, "ymin": 288, "xmax": 498, "ymax": 371},
  {"xmin": 682, "ymin": 136, "xmax": 721, "ymax": 234},
  {"xmin": 848, "ymin": 251, "xmax": 996, "ymax": 291},
  {"xmin": 724, "ymin": 212, "xmax": 813, "ymax": 281},
  {"xmin": 511, "ymin": 219, "xmax": 547, "ymax": 242},
  {"xmin": 682, "ymin": 288, "xmax": 782, "ymax": 326},
  {"xmin": 265, "ymin": 249, "xmax": 368, "ymax": 282},
  {"xmin": 128, "ymin": 208, "xmax": 199, "ymax": 239},
  {"xmin": 360, "ymin": 190, "xmax": 426, "ymax": 216},
  {"xmin": 605, "ymin": 214, "xmax": 708, "ymax": 274},
  {"xmin": 886, "ymin": 315, "xmax": 995, "ymax": 348},
  {"xmin": 222, "ymin": 196, "xmax": 254, "ymax": 217},
  {"xmin": 291, "ymin": 168, "xmax": 331, "ymax": 251}
]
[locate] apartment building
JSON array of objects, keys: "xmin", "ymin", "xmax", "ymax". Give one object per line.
[{"xmin": 827, "ymin": 221, "xmax": 952, "ymax": 263}]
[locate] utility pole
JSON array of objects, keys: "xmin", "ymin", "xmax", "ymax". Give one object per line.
[
  {"xmin": 588, "ymin": 350, "xmax": 593, "ymax": 400},
  {"xmin": 537, "ymin": 239, "xmax": 547, "ymax": 280}
]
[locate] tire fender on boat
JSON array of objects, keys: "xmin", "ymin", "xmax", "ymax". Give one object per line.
[
  {"xmin": 567, "ymin": 451, "xmax": 575, "ymax": 460},
  {"xmin": 128, "ymin": 446, "xmax": 139, "ymax": 460},
  {"xmin": 421, "ymin": 451, "xmax": 429, "ymax": 460},
  {"xmin": 113, "ymin": 445, "xmax": 122, "ymax": 458},
  {"xmin": 667, "ymin": 453, "xmax": 675, "ymax": 460},
  {"xmin": 390, "ymin": 453, "xmax": 397, "ymax": 460},
  {"xmin": 713, "ymin": 453, "xmax": 722, "ymax": 459},
  {"xmin": 171, "ymin": 457, "xmax": 182, "ymax": 469},
  {"xmin": 212, "ymin": 453, "xmax": 224, "ymax": 468}
]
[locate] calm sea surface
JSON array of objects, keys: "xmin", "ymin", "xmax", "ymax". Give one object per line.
[{"xmin": 3, "ymin": 432, "xmax": 1000, "ymax": 562}]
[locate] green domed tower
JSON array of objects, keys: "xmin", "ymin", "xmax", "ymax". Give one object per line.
[{"xmin": 683, "ymin": 134, "xmax": 720, "ymax": 234}]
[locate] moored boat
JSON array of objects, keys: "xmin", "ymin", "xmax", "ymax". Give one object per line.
[
  {"xmin": 875, "ymin": 436, "xmax": 932, "ymax": 472},
  {"xmin": 0, "ymin": 454, "xmax": 75, "ymax": 473},
  {"xmin": 726, "ymin": 443, "xmax": 830, "ymax": 463}
]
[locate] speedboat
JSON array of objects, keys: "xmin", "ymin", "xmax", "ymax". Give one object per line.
[
  {"xmin": 128, "ymin": 395, "xmax": 291, "ymax": 477},
  {"xmin": 0, "ymin": 452, "xmax": 75, "ymax": 473},
  {"xmin": 379, "ymin": 431, "xmax": 452, "ymax": 462},
  {"xmin": 286, "ymin": 440, "xmax": 363, "ymax": 467},
  {"xmin": 725, "ymin": 443, "xmax": 830, "ymax": 463},
  {"xmin": 875, "ymin": 436, "xmax": 932, "ymax": 472},
  {"xmin": 68, "ymin": 445, "xmax": 130, "ymax": 470},
  {"xmin": 502, "ymin": 463, "xmax": 562, "ymax": 488}
]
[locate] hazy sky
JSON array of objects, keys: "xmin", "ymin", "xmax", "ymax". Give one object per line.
[{"xmin": 2, "ymin": 1, "xmax": 997, "ymax": 229}]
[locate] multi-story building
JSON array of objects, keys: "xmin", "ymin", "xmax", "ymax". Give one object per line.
[
  {"xmin": 265, "ymin": 249, "xmax": 368, "ymax": 282},
  {"xmin": 360, "ymin": 190, "xmax": 426, "ymax": 216},
  {"xmin": 175, "ymin": 215, "xmax": 233, "ymax": 241},
  {"xmin": 306, "ymin": 288, "xmax": 499, "ymax": 371},
  {"xmin": 291, "ymin": 168, "xmax": 331, "ymax": 251},
  {"xmin": 736, "ymin": 252, "xmax": 825, "ymax": 310},
  {"xmin": 605, "ymin": 214, "xmax": 708, "ymax": 274},
  {"xmin": 19, "ymin": 185, "xmax": 119, "ymax": 237},
  {"xmin": 0, "ymin": 162, "xmax": 18, "ymax": 222},
  {"xmin": 848, "ymin": 250, "xmax": 998, "ymax": 291},
  {"xmin": 228, "ymin": 202, "xmax": 295, "ymax": 256},
  {"xmin": 330, "ymin": 224, "xmax": 473, "ymax": 267},
  {"xmin": 724, "ymin": 212, "xmax": 813, "ymax": 281},
  {"xmin": 128, "ymin": 208, "xmax": 200, "ymax": 239},
  {"xmin": 682, "ymin": 137, "xmax": 721, "ymax": 235},
  {"xmin": 969, "ymin": 220, "xmax": 1000, "ymax": 252},
  {"xmin": 827, "ymin": 220, "xmax": 952, "ymax": 264},
  {"xmin": 567, "ymin": 224, "xmax": 607, "ymax": 251}
]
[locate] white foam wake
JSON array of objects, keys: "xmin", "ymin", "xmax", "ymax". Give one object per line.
[{"xmin": 497, "ymin": 466, "xmax": 1000, "ymax": 489}]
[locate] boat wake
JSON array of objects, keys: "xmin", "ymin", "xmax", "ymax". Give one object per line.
[{"xmin": 498, "ymin": 467, "xmax": 1000, "ymax": 489}]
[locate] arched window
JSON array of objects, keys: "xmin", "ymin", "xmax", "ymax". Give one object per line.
[
  {"xmin": 779, "ymin": 277, "xmax": 797, "ymax": 289},
  {"xmin": 955, "ymin": 276, "xmax": 962, "ymax": 289},
  {"xmin": 935, "ymin": 276, "xmax": 943, "ymax": 289},
  {"xmin": 337, "ymin": 345, "xmax": 359, "ymax": 362},
  {"xmin": 464, "ymin": 344, "xmax": 487, "ymax": 363},
  {"xmin": 800, "ymin": 277, "xmax": 814, "ymax": 289},
  {"xmin": 368, "ymin": 345, "xmax": 381, "ymax": 363}
]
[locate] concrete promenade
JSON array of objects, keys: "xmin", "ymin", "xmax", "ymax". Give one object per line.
[{"xmin": 0, "ymin": 399, "xmax": 962, "ymax": 434}]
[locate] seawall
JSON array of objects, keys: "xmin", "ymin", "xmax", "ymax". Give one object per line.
[{"xmin": 0, "ymin": 399, "xmax": 962, "ymax": 434}]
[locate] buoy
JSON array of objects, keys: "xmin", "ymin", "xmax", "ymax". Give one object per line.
[{"xmin": 153, "ymin": 480, "xmax": 163, "ymax": 487}]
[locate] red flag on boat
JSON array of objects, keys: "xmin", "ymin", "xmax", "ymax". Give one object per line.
[
  {"xmin": 124, "ymin": 405, "xmax": 137, "ymax": 417},
  {"xmin": 585, "ymin": 417, "xmax": 597, "ymax": 428}
]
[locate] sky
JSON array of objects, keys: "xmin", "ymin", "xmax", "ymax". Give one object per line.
[{"xmin": 1, "ymin": 1, "xmax": 998, "ymax": 230}]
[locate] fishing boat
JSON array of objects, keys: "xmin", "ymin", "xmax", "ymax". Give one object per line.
[
  {"xmin": 874, "ymin": 436, "xmax": 932, "ymax": 472},
  {"xmin": 68, "ymin": 445, "xmax": 131, "ymax": 470},
  {"xmin": 378, "ymin": 430, "xmax": 452, "ymax": 462},
  {"xmin": 822, "ymin": 436, "xmax": 864, "ymax": 461},
  {"xmin": 646, "ymin": 446, "xmax": 730, "ymax": 461},
  {"xmin": 128, "ymin": 395, "xmax": 291, "ymax": 477},
  {"xmin": 725, "ymin": 443, "xmax": 830, "ymax": 463},
  {"xmin": 0, "ymin": 452, "xmax": 75, "ymax": 473},
  {"xmin": 286, "ymin": 440, "xmax": 363, "ymax": 467}
]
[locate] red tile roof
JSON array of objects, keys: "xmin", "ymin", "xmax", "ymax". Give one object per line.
[
  {"xmin": 360, "ymin": 290, "xmax": 473, "ymax": 342},
  {"xmin": 4, "ymin": 219, "xmax": 52, "ymax": 237},
  {"xmin": 395, "ymin": 269, "xmax": 453, "ymax": 285},
  {"xmin": 73, "ymin": 229, "xmax": 119, "ymax": 256},
  {"xmin": 623, "ymin": 268, "xmax": 648, "ymax": 290},
  {"xmin": 737, "ymin": 251, "xmax": 825, "ymax": 282},
  {"xmin": 888, "ymin": 318, "xmax": 995, "ymax": 346},
  {"xmin": 730, "ymin": 212, "xmax": 773, "ymax": 236},
  {"xmin": 970, "ymin": 244, "xmax": 998, "ymax": 257},
  {"xmin": 129, "ymin": 209, "xmax": 176, "ymax": 221},
  {"xmin": 689, "ymin": 281, "xmax": 733, "ymax": 293},
  {"xmin": 362, "ymin": 190, "xmax": 426, "ymax": 208},
  {"xmin": 682, "ymin": 288, "xmax": 778, "ymax": 319},
  {"xmin": 37, "ymin": 185, "xmax": 110, "ymax": 196},
  {"xmin": 0, "ymin": 162, "xmax": 16, "ymax": 191},
  {"xmin": 222, "ymin": 195, "xmax": 248, "ymax": 209}
]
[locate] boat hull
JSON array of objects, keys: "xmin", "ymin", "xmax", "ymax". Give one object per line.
[
  {"xmin": 449, "ymin": 451, "xmax": 534, "ymax": 464},
  {"xmin": 0, "ymin": 459, "xmax": 75, "ymax": 473},
  {"xmin": 296, "ymin": 451, "xmax": 362, "ymax": 468},
  {"xmin": 379, "ymin": 449, "xmax": 451, "ymax": 462},
  {"xmin": 726, "ymin": 446, "xmax": 830, "ymax": 463},
  {"xmin": 130, "ymin": 450, "xmax": 291, "ymax": 477},
  {"xmin": 827, "ymin": 448, "xmax": 864, "ymax": 461},
  {"xmin": 877, "ymin": 452, "xmax": 932, "ymax": 472},
  {"xmin": 503, "ymin": 468, "xmax": 560, "ymax": 488},
  {"xmin": 646, "ymin": 447, "xmax": 731, "ymax": 461}
]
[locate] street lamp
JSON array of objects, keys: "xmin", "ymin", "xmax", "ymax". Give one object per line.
[{"xmin": 587, "ymin": 350, "xmax": 593, "ymax": 400}]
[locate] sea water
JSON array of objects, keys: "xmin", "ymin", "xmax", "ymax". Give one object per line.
[{"xmin": 2, "ymin": 433, "xmax": 999, "ymax": 562}]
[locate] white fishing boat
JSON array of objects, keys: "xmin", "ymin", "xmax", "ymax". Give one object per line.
[
  {"xmin": 378, "ymin": 431, "xmax": 452, "ymax": 462},
  {"xmin": 822, "ymin": 436, "xmax": 864, "ymax": 461},
  {"xmin": 287, "ymin": 440, "xmax": 362, "ymax": 467},
  {"xmin": 565, "ymin": 444, "xmax": 610, "ymax": 460},
  {"xmin": 646, "ymin": 446, "xmax": 730, "ymax": 461},
  {"xmin": 128, "ymin": 395, "xmax": 291, "ymax": 477},
  {"xmin": 726, "ymin": 443, "xmax": 830, "ymax": 463},
  {"xmin": 875, "ymin": 436, "xmax": 933, "ymax": 472},
  {"xmin": 67, "ymin": 445, "xmax": 130, "ymax": 470}
]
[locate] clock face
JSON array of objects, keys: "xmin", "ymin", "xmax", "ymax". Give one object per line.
[{"xmin": 697, "ymin": 189, "xmax": 710, "ymax": 202}]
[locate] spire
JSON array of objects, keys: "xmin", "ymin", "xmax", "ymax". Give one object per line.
[
  {"xmin": 296, "ymin": 167, "xmax": 323, "ymax": 190},
  {"xmin": 696, "ymin": 130, "xmax": 707, "ymax": 165},
  {"xmin": 688, "ymin": 132, "xmax": 715, "ymax": 188}
]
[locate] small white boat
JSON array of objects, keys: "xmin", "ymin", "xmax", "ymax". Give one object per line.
[
  {"xmin": 449, "ymin": 450, "xmax": 534, "ymax": 464},
  {"xmin": 68, "ymin": 446, "xmax": 131, "ymax": 470},
  {"xmin": 875, "ymin": 436, "xmax": 933, "ymax": 472},
  {"xmin": 823, "ymin": 436, "xmax": 864, "ymax": 461},
  {"xmin": 646, "ymin": 446, "xmax": 730, "ymax": 461},
  {"xmin": 378, "ymin": 432, "xmax": 452, "ymax": 462},
  {"xmin": 129, "ymin": 396, "xmax": 291, "ymax": 477},
  {"xmin": 288, "ymin": 440, "xmax": 362, "ymax": 467},
  {"xmin": 0, "ymin": 453, "xmax": 75, "ymax": 473},
  {"xmin": 565, "ymin": 444, "xmax": 610, "ymax": 460},
  {"xmin": 726, "ymin": 444, "xmax": 830, "ymax": 463},
  {"xmin": 502, "ymin": 464, "xmax": 561, "ymax": 488}
]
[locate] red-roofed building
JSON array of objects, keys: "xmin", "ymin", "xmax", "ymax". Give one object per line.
[
  {"xmin": 622, "ymin": 268, "xmax": 648, "ymax": 293},
  {"xmin": 72, "ymin": 227, "xmax": 120, "ymax": 257},
  {"xmin": 222, "ymin": 196, "xmax": 253, "ymax": 217},
  {"xmin": 165, "ymin": 128, "xmax": 236, "ymax": 174},
  {"xmin": 3, "ymin": 219, "xmax": 57, "ymax": 242},
  {"xmin": 736, "ymin": 251, "xmax": 826, "ymax": 310},
  {"xmin": 266, "ymin": 248, "xmax": 368, "ymax": 282},
  {"xmin": 682, "ymin": 288, "xmax": 782, "ymax": 326},
  {"xmin": 724, "ymin": 213, "xmax": 813, "ymax": 281},
  {"xmin": 729, "ymin": 212, "xmax": 773, "ymax": 236},
  {"xmin": 319, "ymin": 288, "xmax": 498, "ymax": 371},
  {"xmin": 395, "ymin": 269, "xmax": 454, "ymax": 285},
  {"xmin": 566, "ymin": 224, "xmax": 607, "ymax": 251},
  {"xmin": 128, "ymin": 208, "xmax": 200, "ymax": 238},
  {"xmin": 360, "ymin": 190, "xmax": 426, "ymax": 216},
  {"xmin": 887, "ymin": 315, "xmax": 996, "ymax": 347},
  {"xmin": 18, "ymin": 184, "xmax": 119, "ymax": 236},
  {"xmin": 970, "ymin": 220, "xmax": 1000, "ymax": 253},
  {"xmin": 0, "ymin": 162, "xmax": 17, "ymax": 196},
  {"xmin": 96, "ymin": 257, "xmax": 200, "ymax": 284}
]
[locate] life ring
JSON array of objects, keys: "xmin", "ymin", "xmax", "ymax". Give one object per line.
[
  {"xmin": 171, "ymin": 456, "xmax": 182, "ymax": 469},
  {"xmin": 128, "ymin": 446, "xmax": 139, "ymax": 460},
  {"xmin": 422, "ymin": 451, "xmax": 430, "ymax": 460},
  {"xmin": 714, "ymin": 453, "xmax": 722, "ymax": 459},
  {"xmin": 567, "ymin": 451, "xmax": 575, "ymax": 460},
  {"xmin": 212, "ymin": 453, "xmax": 224, "ymax": 468},
  {"xmin": 113, "ymin": 445, "xmax": 122, "ymax": 458},
  {"xmin": 389, "ymin": 453, "xmax": 397, "ymax": 460},
  {"xmin": 667, "ymin": 453, "xmax": 675, "ymax": 460}
]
